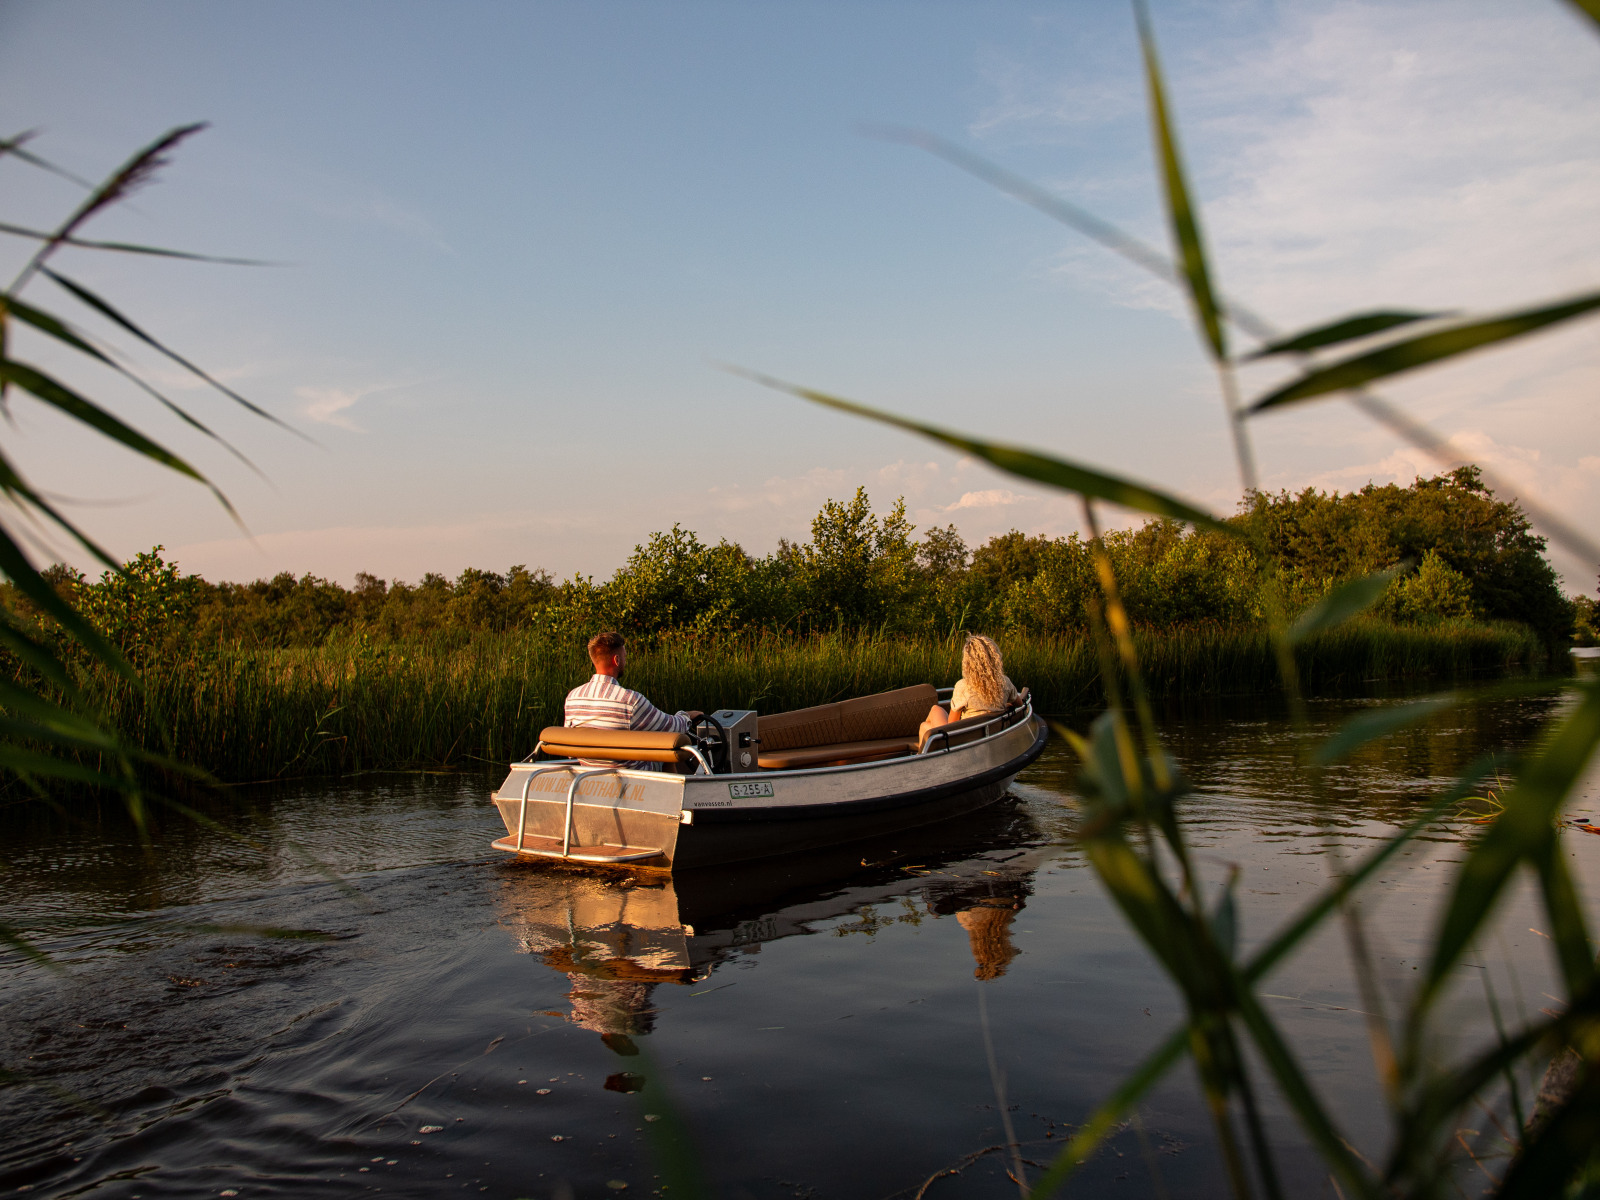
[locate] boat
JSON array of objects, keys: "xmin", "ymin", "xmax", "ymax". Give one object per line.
[{"xmin": 488, "ymin": 682, "xmax": 1047, "ymax": 870}]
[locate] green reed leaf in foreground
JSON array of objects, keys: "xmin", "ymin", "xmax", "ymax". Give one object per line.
[
  {"xmin": 1314, "ymin": 678, "xmax": 1571, "ymax": 766},
  {"xmin": 1388, "ymin": 976, "xmax": 1600, "ymax": 1195},
  {"xmin": 0, "ymin": 221, "xmax": 266, "ymax": 264},
  {"xmin": 1287, "ymin": 566, "xmax": 1405, "ymax": 646},
  {"xmin": 1068, "ymin": 712, "xmax": 1375, "ymax": 1198},
  {"xmin": 1568, "ymin": 0, "xmax": 1600, "ymax": 30},
  {"xmin": 43, "ymin": 268, "xmax": 298, "ymax": 434},
  {"xmin": 865, "ymin": 125, "xmax": 1284, "ymax": 347},
  {"xmin": 1034, "ymin": 752, "xmax": 1503, "ymax": 1197},
  {"xmin": 1030, "ymin": 1027, "xmax": 1188, "ymax": 1198},
  {"xmin": 1135, "ymin": 0, "xmax": 1226, "ymax": 362},
  {"xmin": 727, "ymin": 367, "xmax": 1230, "ymax": 533},
  {"xmin": 1316, "ymin": 696, "xmax": 1458, "ymax": 766},
  {"xmin": 0, "ymin": 359, "xmax": 206, "ymax": 486},
  {"xmin": 1498, "ymin": 1036, "xmax": 1600, "ymax": 1200},
  {"xmin": 1250, "ymin": 289, "xmax": 1600, "ymax": 412},
  {"xmin": 1417, "ymin": 682, "xmax": 1600, "ymax": 1018},
  {"xmin": 1246, "ymin": 311, "xmax": 1443, "ymax": 360},
  {"xmin": 10, "ymin": 124, "xmax": 208, "ymax": 292},
  {"xmin": 0, "ymin": 130, "xmax": 96, "ymax": 190},
  {"xmin": 4, "ymin": 294, "xmax": 255, "ymax": 465},
  {"xmin": 630, "ymin": 1048, "xmax": 710, "ymax": 1200},
  {"xmin": 0, "ymin": 519, "xmax": 129, "ymax": 677}
]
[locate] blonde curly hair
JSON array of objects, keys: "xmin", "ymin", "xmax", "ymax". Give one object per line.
[{"xmin": 961, "ymin": 634, "xmax": 1006, "ymax": 712}]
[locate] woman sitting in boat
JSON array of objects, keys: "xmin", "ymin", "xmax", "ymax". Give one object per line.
[{"xmin": 918, "ymin": 634, "xmax": 1022, "ymax": 748}]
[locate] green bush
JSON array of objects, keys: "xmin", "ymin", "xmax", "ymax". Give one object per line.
[{"xmin": 9, "ymin": 465, "xmax": 1570, "ymax": 658}]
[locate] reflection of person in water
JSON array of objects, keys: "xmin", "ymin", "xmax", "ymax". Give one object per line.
[
  {"xmin": 567, "ymin": 973, "xmax": 655, "ymax": 1055},
  {"xmin": 928, "ymin": 875, "xmax": 1030, "ymax": 981},
  {"xmin": 957, "ymin": 901, "xmax": 1021, "ymax": 981},
  {"xmin": 540, "ymin": 946, "xmax": 685, "ymax": 1057}
]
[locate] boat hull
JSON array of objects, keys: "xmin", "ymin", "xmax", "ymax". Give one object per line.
[{"xmin": 491, "ymin": 713, "xmax": 1047, "ymax": 871}]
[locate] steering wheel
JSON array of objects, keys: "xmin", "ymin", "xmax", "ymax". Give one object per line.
[{"xmin": 686, "ymin": 712, "xmax": 728, "ymax": 774}]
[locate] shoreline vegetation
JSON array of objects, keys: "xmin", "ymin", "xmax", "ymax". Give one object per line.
[
  {"xmin": 1, "ymin": 466, "xmax": 1579, "ymax": 781},
  {"xmin": 100, "ymin": 619, "xmax": 1542, "ymax": 782}
]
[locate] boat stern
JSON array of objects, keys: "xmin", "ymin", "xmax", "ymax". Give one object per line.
[{"xmin": 491, "ymin": 763, "xmax": 686, "ymax": 868}]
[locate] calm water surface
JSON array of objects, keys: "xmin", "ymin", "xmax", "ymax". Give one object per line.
[{"xmin": 4, "ymin": 686, "xmax": 1599, "ymax": 1200}]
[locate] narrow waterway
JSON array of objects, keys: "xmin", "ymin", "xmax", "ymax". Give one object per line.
[{"xmin": 3, "ymin": 680, "xmax": 1598, "ymax": 1199}]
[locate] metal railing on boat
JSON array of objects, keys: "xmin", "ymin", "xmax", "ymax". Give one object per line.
[
  {"xmin": 502, "ymin": 759, "xmax": 673, "ymax": 864},
  {"xmin": 917, "ymin": 697, "xmax": 1033, "ymax": 756}
]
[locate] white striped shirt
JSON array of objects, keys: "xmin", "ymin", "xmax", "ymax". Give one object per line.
[{"xmin": 563, "ymin": 674, "xmax": 690, "ymax": 771}]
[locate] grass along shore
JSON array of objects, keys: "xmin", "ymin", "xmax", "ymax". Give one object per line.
[{"xmin": 73, "ymin": 618, "xmax": 1545, "ymax": 782}]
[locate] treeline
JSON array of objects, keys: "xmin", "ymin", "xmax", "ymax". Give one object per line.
[{"xmin": 21, "ymin": 466, "xmax": 1580, "ymax": 664}]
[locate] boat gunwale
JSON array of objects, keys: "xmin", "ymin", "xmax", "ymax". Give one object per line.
[{"xmin": 681, "ymin": 717, "xmax": 1048, "ymax": 824}]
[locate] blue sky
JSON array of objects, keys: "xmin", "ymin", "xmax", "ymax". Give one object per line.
[{"xmin": 2, "ymin": 1, "xmax": 1598, "ymax": 590}]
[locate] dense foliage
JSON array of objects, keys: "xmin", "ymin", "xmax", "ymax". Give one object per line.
[{"xmin": 15, "ymin": 467, "xmax": 1579, "ymax": 664}]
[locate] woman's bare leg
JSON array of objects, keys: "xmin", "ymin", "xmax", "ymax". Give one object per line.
[{"xmin": 917, "ymin": 704, "xmax": 950, "ymax": 748}]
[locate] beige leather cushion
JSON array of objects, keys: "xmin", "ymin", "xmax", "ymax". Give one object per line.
[
  {"xmin": 540, "ymin": 726, "xmax": 690, "ymax": 763},
  {"xmin": 839, "ymin": 683, "xmax": 938, "ymax": 742},
  {"xmin": 757, "ymin": 737, "xmax": 918, "ymax": 771},
  {"xmin": 757, "ymin": 703, "xmax": 844, "ymax": 753},
  {"xmin": 542, "ymin": 726, "xmax": 688, "ymax": 750}
]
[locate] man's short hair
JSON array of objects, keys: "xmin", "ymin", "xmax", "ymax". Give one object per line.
[{"xmin": 587, "ymin": 631, "xmax": 626, "ymax": 664}]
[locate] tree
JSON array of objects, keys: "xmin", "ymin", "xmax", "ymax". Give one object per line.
[{"xmin": 796, "ymin": 488, "xmax": 918, "ymax": 630}]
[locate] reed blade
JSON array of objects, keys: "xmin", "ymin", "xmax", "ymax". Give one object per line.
[
  {"xmin": 0, "ymin": 129, "xmax": 95, "ymax": 189},
  {"xmin": 43, "ymin": 269, "xmax": 299, "ymax": 434},
  {"xmin": 1416, "ymin": 682, "xmax": 1600, "ymax": 1016},
  {"xmin": 1246, "ymin": 311, "xmax": 1443, "ymax": 360},
  {"xmin": 1031, "ymin": 1028, "xmax": 1188, "ymax": 1197},
  {"xmin": 1250, "ymin": 289, "xmax": 1600, "ymax": 412},
  {"xmin": 10, "ymin": 124, "xmax": 207, "ymax": 290},
  {"xmin": 0, "ymin": 519, "xmax": 130, "ymax": 678},
  {"xmin": 0, "ymin": 359, "xmax": 207, "ymax": 485},
  {"xmin": 1287, "ymin": 566, "xmax": 1405, "ymax": 645},
  {"xmin": 1135, "ymin": 0, "xmax": 1226, "ymax": 362},
  {"xmin": 1567, "ymin": 0, "xmax": 1600, "ymax": 29},
  {"xmin": 3, "ymin": 294, "xmax": 257, "ymax": 465},
  {"xmin": 729, "ymin": 367, "xmax": 1230, "ymax": 533},
  {"xmin": 0, "ymin": 221, "xmax": 265, "ymax": 263}
]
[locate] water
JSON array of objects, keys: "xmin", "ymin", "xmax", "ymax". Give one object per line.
[{"xmin": 3, "ymin": 687, "xmax": 1599, "ymax": 1200}]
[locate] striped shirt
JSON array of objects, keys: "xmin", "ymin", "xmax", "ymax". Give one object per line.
[{"xmin": 564, "ymin": 673, "xmax": 691, "ymax": 771}]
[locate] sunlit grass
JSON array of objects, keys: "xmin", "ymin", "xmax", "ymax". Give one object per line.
[{"xmin": 64, "ymin": 620, "xmax": 1545, "ymax": 781}]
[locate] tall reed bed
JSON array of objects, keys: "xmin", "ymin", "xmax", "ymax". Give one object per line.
[{"xmin": 81, "ymin": 620, "xmax": 1541, "ymax": 781}]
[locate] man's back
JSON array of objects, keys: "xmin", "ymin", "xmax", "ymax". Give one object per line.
[
  {"xmin": 563, "ymin": 672, "xmax": 689, "ymax": 771},
  {"xmin": 565, "ymin": 674, "xmax": 683, "ymax": 734}
]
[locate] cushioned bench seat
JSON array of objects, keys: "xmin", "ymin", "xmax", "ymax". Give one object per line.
[
  {"xmin": 756, "ymin": 683, "xmax": 937, "ymax": 771},
  {"xmin": 538, "ymin": 725, "xmax": 692, "ymax": 763},
  {"xmin": 756, "ymin": 736, "xmax": 920, "ymax": 771}
]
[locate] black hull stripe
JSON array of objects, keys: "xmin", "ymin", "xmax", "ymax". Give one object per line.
[{"xmin": 687, "ymin": 719, "xmax": 1050, "ymax": 825}]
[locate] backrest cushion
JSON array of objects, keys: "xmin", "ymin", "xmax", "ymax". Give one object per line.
[
  {"xmin": 758, "ymin": 703, "xmax": 844, "ymax": 752},
  {"xmin": 542, "ymin": 726, "xmax": 688, "ymax": 751},
  {"xmin": 839, "ymin": 683, "xmax": 938, "ymax": 742}
]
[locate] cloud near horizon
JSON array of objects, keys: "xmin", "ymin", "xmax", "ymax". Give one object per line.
[{"xmin": 944, "ymin": 488, "xmax": 1029, "ymax": 511}]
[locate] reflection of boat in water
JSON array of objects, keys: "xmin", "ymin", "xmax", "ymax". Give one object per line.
[
  {"xmin": 496, "ymin": 801, "xmax": 1056, "ymax": 1074},
  {"xmin": 488, "ymin": 685, "xmax": 1048, "ymax": 870}
]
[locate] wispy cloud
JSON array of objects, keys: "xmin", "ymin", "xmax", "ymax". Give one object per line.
[
  {"xmin": 294, "ymin": 378, "xmax": 437, "ymax": 432},
  {"xmin": 295, "ymin": 385, "xmax": 370, "ymax": 431},
  {"xmin": 944, "ymin": 488, "xmax": 1028, "ymax": 511}
]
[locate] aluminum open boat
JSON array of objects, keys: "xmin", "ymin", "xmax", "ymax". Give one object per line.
[{"xmin": 489, "ymin": 683, "xmax": 1047, "ymax": 871}]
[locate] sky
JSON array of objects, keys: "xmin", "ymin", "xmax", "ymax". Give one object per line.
[{"xmin": 1, "ymin": 0, "xmax": 1598, "ymax": 592}]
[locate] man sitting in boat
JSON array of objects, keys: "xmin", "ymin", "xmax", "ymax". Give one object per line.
[{"xmin": 564, "ymin": 631, "xmax": 702, "ymax": 771}]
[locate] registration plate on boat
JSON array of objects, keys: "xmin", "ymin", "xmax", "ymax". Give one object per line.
[{"xmin": 728, "ymin": 781, "xmax": 774, "ymax": 799}]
